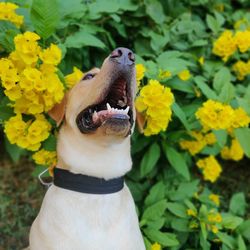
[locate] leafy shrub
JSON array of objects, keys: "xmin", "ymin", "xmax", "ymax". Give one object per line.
[{"xmin": 0, "ymin": 0, "xmax": 250, "ymax": 249}]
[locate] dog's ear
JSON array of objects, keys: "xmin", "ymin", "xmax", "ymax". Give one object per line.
[
  {"xmin": 136, "ymin": 110, "xmax": 146, "ymax": 133},
  {"xmin": 48, "ymin": 93, "xmax": 68, "ymax": 126}
]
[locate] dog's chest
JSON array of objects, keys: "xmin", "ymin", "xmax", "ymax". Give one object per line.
[{"xmin": 30, "ymin": 185, "xmax": 145, "ymax": 250}]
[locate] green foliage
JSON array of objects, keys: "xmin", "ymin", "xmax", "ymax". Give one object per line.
[{"xmin": 30, "ymin": 0, "xmax": 60, "ymax": 39}]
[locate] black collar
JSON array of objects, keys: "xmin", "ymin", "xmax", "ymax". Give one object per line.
[{"xmin": 53, "ymin": 168, "xmax": 124, "ymax": 194}]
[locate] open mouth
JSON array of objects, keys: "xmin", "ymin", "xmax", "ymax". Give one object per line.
[{"xmin": 76, "ymin": 76, "xmax": 133, "ymax": 134}]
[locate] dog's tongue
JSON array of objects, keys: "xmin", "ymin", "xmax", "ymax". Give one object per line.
[{"xmin": 92, "ymin": 103, "xmax": 129, "ymax": 124}]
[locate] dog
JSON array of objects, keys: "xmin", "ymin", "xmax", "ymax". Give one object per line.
[{"xmin": 29, "ymin": 48, "xmax": 146, "ymax": 250}]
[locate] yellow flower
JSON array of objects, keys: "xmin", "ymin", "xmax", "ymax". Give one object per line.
[
  {"xmin": 32, "ymin": 149, "xmax": 57, "ymax": 166},
  {"xmin": 0, "ymin": 68, "xmax": 19, "ymax": 90},
  {"xmin": 214, "ymin": 3, "xmax": 224, "ymax": 12},
  {"xmin": 204, "ymin": 132, "xmax": 217, "ymax": 145},
  {"xmin": 65, "ymin": 66, "xmax": 84, "ymax": 88},
  {"xmin": 4, "ymin": 114, "xmax": 51, "ymax": 151},
  {"xmin": 208, "ymin": 212, "xmax": 222, "ymax": 223},
  {"xmin": 39, "ymin": 44, "xmax": 62, "ymax": 65},
  {"xmin": 221, "ymin": 139, "xmax": 244, "ymax": 161},
  {"xmin": 234, "ymin": 18, "xmax": 249, "ymax": 30},
  {"xmin": 189, "ymin": 221, "xmax": 199, "ymax": 229},
  {"xmin": 198, "ymin": 56, "xmax": 204, "ymax": 65},
  {"xmin": 0, "ymin": 2, "xmax": 24, "ymax": 27},
  {"xmin": 231, "ymin": 107, "xmax": 250, "ymax": 128},
  {"xmin": 4, "ymin": 114, "xmax": 27, "ymax": 145},
  {"xmin": 151, "ymin": 243, "xmax": 161, "ymax": 250},
  {"xmin": 187, "ymin": 209, "xmax": 197, "ymax": 217},
  {"xmin": 209, "ymin": 194, "xmax": 220, "ymax": 206},
  {"xmin": 196, "ymin": 100, "xmax": 235, "ymax": 130},
  {"xmin": 211, "ymin": 225, "xmax": 219, "ymax": 234},
  {"xmin": 0, "ymin": 58, "xmax": 14, "ymax": 76},
  {"xmin": 158, "ymin": 69, "xmax": 172, "ymax": 80},
  {"xmin": 135, "ymin": 64, "xmax": 146, "ymax": 86},
  {"xmin": 232, "ymin": 60, "xmax": 250, "ymax": 80},
  {"xmin": 180, "ymin": 131, "xmax": 216, "ymax": 155},
  {"xmin": 212, "ymin": 30, "xmax": 237, "ymax": 61},
  {"xmin": 197, "ymin": 156, "xmax": 222, "ymax": 183},
  {"xmin": 14, "ymin": 31, "xmax": 41, "ymax": 65},
  {"xmin": 0, "ymin": 58, "xmax": 19, "ymax": 91},
  {"xmin": 135, "ymin": 79, "xmax": 174, "ymax": 136},
  {"xmin": 8, "ymin": 51, "xmax": 26, "ymax": 73},
  {"xmin": 194, "ymin": 87, "xmax": 202, "ymax": 98},
  {"xmin": 4, "ymin": 85, "xmax": 22, "ymax": 101},
  {"xmin": 180, "ymin": 140, "xmax": 205, "ymax": 155},
  {"xmin": 234, "ymin": 30, "xmax": 250, "ymax": 53},
  {"xmin": 178, "ymin": 69, "xmax": 191, "ymax": 81}
]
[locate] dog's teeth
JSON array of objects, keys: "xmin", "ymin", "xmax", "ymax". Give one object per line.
[
  {"xmin": 93, "ymin": 111, "xmax": 98, "ymax": 120},
  {"xmin": 106, "ymin": 103, "xmax": 112, "ymax": 111},
  {"xmin": 124, "ymin": 106, "xmax": 129, "ymax": 114}
]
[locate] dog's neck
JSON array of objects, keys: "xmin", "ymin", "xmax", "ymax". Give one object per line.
[{"xmin": 56, "ymin": 125, "xmax": 132, "ymax": 180}]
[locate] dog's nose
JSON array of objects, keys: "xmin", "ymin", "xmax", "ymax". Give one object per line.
[{"xmin": 110, "ymin": 47, "xmax": 135, "ymax": 66}]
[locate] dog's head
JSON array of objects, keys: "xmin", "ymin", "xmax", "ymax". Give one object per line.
[{"xmin": 49, "ymin": 48, "xmax": 136, "ymax": 140}]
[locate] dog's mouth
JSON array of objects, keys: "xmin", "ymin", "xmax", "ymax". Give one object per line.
[{"xmin": 76, "ymin": 75, "xmax": 134, "ymax": 135}]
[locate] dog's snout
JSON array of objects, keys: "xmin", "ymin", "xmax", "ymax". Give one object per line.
[{"xmin": 110, "ymin": 47, "xmax": 135, "ymax": 66}]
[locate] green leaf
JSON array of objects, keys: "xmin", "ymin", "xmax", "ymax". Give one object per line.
[
  {"xmin": 222, "ymin": 213, "xmax": 243, "ymax": 230},
  {"xmin": 42, "ymin": 134, "xmax": 57, "ymax": 151},
  {"xmin": 194, "ymin": 76, "xmax": 218, "ymax": 100},
  {"xmin": 217, "ymin": 232, "xmax": 236, "ymax": 249},
  {"xmin": 145, "ymin": 0, "xmax": 165, "ymax": 24},
  {"xmin": 32, "ymin": 165, "xmax": 50, "ymax": 178},
  {"xmin": 143, "ymin": 228, "xmax": 179, "ymax": 247},
  {"xmin": 234, "ymin": 127, "xmax": 250, "ymax": 157},
  {"xmin": 199, "ymin": 229, "xmax": 210, "ymax": 250},
  {"xmin": 213, "ymin": 130, "xmax": 227, "ymax": 148},
  {"xmin": 4, "ymin": 137, "xmax": 25, "ymax": 163},
  {"xmin": 144, "ymin": 237, "xmax": 151, "ymax": 250},
  {"xmin": 237, "ymin": 97, "xmax": 250, "ymax": 115},
  {"xmin": 218, "ymin": 83, "xmax": 235, "ymax": 103},
  {"xmin": 30, "ymin": 0, "xmax": 59, "ymax": 39},
  {"xmin": 169, "ymin": 180, "xmax": 199, "ymax": 201},
  {"xmin": 172, "ymin": 102, "xmax": 191, "ymax": 130},
  {"xmin": 149, "ymin": 31, "xmax": 169, "ymax": 52},
  {"xmin": 164, "ymin": 146, "xmax": 190, "ymax": 180},
  {"xmin": 65, "ymin": 29, "xmax": 106, "ymax": 49},
  {"xmin": 237, "ymin": 235, "xmax": 246, "ymax": 250},
  {"xmin": 0, "ymin": 29, "xmax": 19, "ymax": 52},
  {"xmin": 58, "ymin": 0, "xmax": 86, "ymax": 18},
  {"xmin": 142, "ymin": 200, "xmax": 167, "ymax": 221},
  {"xmin": 146, "ymin": 218, "xmax": 165, "ymax": 230},
  {"xmin": 191, "ymin": 39, "xmax": 208, "ymax": 47},
  {"xmin": 140, "ymin": 143, "xmax": 160, "ymax": 177},
  {"xmin": 201, "ymin": 144, "xmax": 221, "ymax": 155},
  {"xmin": 166, "ymin": 78, "xmax": 195, "ymax": 94},
  {"xmin": 200, "ymin": 222, "xmax": 208, "ymax": 241},
  {"xmin": 237, "ymin": 220, "xmax": 250, "ymax": 240},
  {"xmin": 206, "ymin": 14, "xmax": 220, "ymax": 34},
  {"xmin": 158, "ymin": 58, "xmax": 192, "ymax": 75},
  {"xmin": 229, "ymin": 192, "xmax": 246, "ymax": 216},
  {"xmin": 213, "ymin": 67, "xmax": 235, "ymax": 103},
  {"xmin": 166, "ymin": 202, "xmax": 188, "ymax": 218},
  {"xmin": 144, "ymin": 181, "xmax": 165, "ymax": 207},
  {"xmin": 171, "ymin": 218, "xmax": 189, "ymax": 232},
  {"xmin": 0, "ymin": 105, "xmax": 14, "ymax": 122},
  {"xmin": 213, "ymin": 67, "xmax": 232, "ymax": 94}
]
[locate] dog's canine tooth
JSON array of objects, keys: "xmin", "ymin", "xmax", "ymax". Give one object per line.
[
  {"xmin": 124, "ymin": 106, "xmax": 129, "ymax": 114},
  {"xmin": 106, "ymin": 103, "xmax": 112, "ymax": 111},
  {"xmin": 93, "ymin": 111, "xmax": 98, "ymax": 121}
]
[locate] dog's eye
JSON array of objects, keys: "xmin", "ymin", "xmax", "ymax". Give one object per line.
[{"xmin": 82, "ymin": 73, "xmax": 95, "ymax": 80}]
